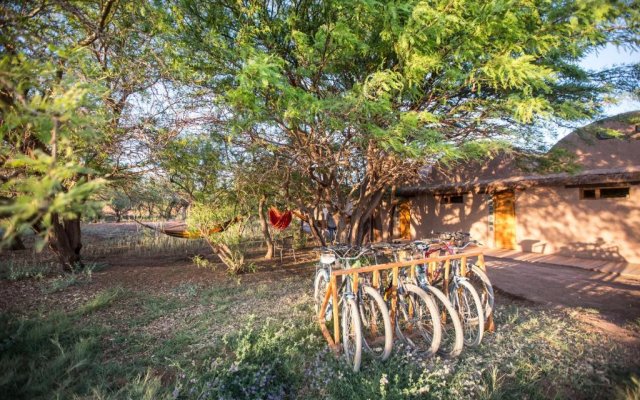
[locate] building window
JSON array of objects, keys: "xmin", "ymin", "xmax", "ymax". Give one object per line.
[
  {"xmin": 440, "ymin": 194, "xmax": 464, "ymax": 204},
  {"xmin": 580, "ymin": 187, "xmax": 629, "ymax": 200}
]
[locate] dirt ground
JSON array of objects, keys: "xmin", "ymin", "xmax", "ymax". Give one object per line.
[
  {"xmin": 2, "ymin": 222, "xmax": 639, "ymax": 344},
  {"xmin": 2, "ymin": 223, "xmax": 640, "ymax": 399},
  {"xmin": 486, "ymin": 257, "xmax": 640, "ymax": 343}
]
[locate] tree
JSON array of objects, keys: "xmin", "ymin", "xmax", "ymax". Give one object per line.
[
  {"xmin": 168, "ymin": 0, "xmax": 639, "ymax": 245},
  {"xmin": 0, "ymin": 1, "xmax": 168, "ymax": 268}
]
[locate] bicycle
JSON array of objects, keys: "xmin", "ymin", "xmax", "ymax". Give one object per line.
[
  {"xmin": 313, "ymin": 245, "xmax": 393, "ymax": 371},
  {"xmin": 407, "ymin": 240, "xmax": 465, "ymax": 358},
  {"xmin": 371, "ymin": 243, "xmax": 442, "ymax": 357},
  {"xmin": 426, "ymin": 232, "xmax": 486, "ymax": 347}
]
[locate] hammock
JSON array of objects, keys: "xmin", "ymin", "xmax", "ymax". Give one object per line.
[
  {"xmin": 291, "ymin": 210, "xmax": 308, "ymax": 222},
  {"xmin": 268, "ymin": 208, "xmax": 310, "ymax": 229},
  {"xmin": 134, "ymin": 216, "xmax": 241, "ymax": 239},
  {"xmin": 269, "ymin": 207, "xmax": 293, "ymax": 230}
]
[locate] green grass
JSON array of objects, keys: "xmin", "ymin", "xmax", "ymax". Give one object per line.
[
  {"xmin": 1, "ymin": 272, "xmax": 638, "ymax": 399},
  {"xmin": 42, "ymin": 264, "xmax": 105, "ymax": 294},
  {"xmin": 0, "ymin": 260, "xmax": 55, "ymax": 281},
  {"xmin": 76, "ymin": 287, "xmax": 127, "ymax": 315},
  {"xmin": 0, "ymin": 312, "xmax": 103, "ymax": 399}
]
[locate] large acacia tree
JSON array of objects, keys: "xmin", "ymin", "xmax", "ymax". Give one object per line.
[{"xmin": 168, "ymin": 0, "xmax": 639, "ymax": 245}]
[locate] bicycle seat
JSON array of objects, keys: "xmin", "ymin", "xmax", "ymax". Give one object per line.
[{"xmin": 320, "ymin": 253, "xmax": 336, "ymax": 264}]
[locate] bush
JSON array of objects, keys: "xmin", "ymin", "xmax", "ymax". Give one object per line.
[
  {"xmin": 173, "ymin": 318, "xmax": 323, "ymax": 399},
  {"xmin": 187, "ymin": 203, "xmax": 251, "ymax": 275}
]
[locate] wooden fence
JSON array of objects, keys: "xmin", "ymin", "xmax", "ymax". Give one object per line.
[{"xmin": 317, "ymin": 251, "xmax": 494, "ymax": 352}]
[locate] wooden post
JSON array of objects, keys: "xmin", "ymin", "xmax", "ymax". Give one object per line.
[
  {"xmin": 318, "ymin": 280, "xmax": 338, "ymax": 353},
  {"xmin": 331, "ymin": 275, "xmax": 340, "ymax": 346},
  {"xmin": 477, "ymin": 253, "xmax": 486, "ymax": 271},
  {"xmin": 443, "ymin": 259, "xmax": 450, "ymax": 296},
  {"xmin": 460, "ymin": 255, "xmax": 467, "ymax": 277},
  {"xmin": 477, "ymin": 254, "xmax": 495, "ymax": 332},
  {"xmin": 429, "ymin": 260, "xmax": 436, "ymax": 282},
  {"xmin": 390, "ymin": 266, "xmax": 399, "ymax": 332},
  {"xmin": 352, "ymin": 272, "xmax": 359, "ymax": 294},
  {"xmin": 373, "ymin": 270, "xmax": 380, "ymax": 288}
]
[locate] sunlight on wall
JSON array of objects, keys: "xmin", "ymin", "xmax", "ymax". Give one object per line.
[{"xmin": 515, "ymin": 186, "xmax": 640, "ymax": 263}]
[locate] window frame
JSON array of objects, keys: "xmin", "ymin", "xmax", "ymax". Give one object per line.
[
  {"xmin": 579, "ymin": 186, "xmax": 630, "ymax": 200},
  {"xmin": 439, "ymin": 194, "xmax": 464, "ymax": 204}
]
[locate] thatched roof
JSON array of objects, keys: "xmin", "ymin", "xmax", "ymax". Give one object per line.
[
  {"xmin": 399, "ymin": 111, "xmax": 640, "ymax": 196},
  {"xmin": 399, "ymin": 166, "xmax": 640, "ymax": 196}
]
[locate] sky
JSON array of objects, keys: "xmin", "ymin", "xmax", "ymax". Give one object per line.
[
  {"xmin": 580, "ymin": 44, "xmax": 640, "ymax": 116},
  {"xmin": 544, "ymin": 44, "xmax": 640, "ymax": 145}
]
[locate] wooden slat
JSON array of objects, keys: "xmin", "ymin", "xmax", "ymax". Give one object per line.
[
  {"xmin": 477, "ymin": 254, "xmax": 486, "ymax": 272},
  {"xmin": 352, "ymin": 272, "xmax": 358, "ymax": 294},
  {"xmin": 330, "ymin": 251, "xmax": 484, "ymax": 277}
]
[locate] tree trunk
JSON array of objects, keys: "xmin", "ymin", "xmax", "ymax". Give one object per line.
[
  {"xmin": 258, "ymin": 196, "xmax": 274, "ymax": 259},
  {"xmin": 386, "ymin": 186, "xmax": 399, "ymax": 240},
  {"xmin": 164, "ymin": 204, "xmax": 174, "ymax": 219},
  {"xmin": 5, "ymin": 234, "xmax": 26, "ymax": 250},
  {"xmin": 349, "ymin": 189, "xmax": 385, "ymax": 246},
  {"xmin": 47, "ymin": 213, "xmax": 83, "ymax": 271},
  {"xmin": 304, "ymin": 206, "xmax": 325, "ymax": 247}
]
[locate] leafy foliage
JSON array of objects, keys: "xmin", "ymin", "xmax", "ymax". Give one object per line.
[
  {"xmin": 165, "ymin": 0, "xmax": 640, "ymax": 244},
  {"xmin": 187, "ymin": 202, "xmax": 250, "ymax": 274}
]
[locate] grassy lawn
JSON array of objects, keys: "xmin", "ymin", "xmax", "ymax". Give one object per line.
[{"xmin": 1, "ymin": 244, "xmax": 639, "ymax": 399}]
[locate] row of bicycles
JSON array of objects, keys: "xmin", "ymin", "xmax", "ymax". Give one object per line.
[{"xmin": 313, "ymin": 232, "xmax": 494, "ymax": 371}]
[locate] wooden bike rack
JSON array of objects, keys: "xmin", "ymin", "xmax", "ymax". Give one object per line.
[{"xmin": 317, "ymin": 251, "xmax": 494, "ymax": 353}]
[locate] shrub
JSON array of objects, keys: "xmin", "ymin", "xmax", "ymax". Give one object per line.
[
  {"xmin": 187, "ymin": 203, "xmax": 252, "ymax": 275},
  {"xmin": 173, "ymin": 318, "xmax": 323, "ymax": 399}
]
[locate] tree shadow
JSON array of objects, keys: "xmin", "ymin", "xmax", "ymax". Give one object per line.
[{"xmin": 558, "ymin": 238, "xmax": 627, "ymax": 262}]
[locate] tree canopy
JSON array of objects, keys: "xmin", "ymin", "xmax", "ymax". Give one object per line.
[
  {"xmin": 1, "ymin": 0, "xmax": 638, "ymax": 264},
  {"xmin": 166, "ymin": 0, "xmax": 640, "ymax": 243}
]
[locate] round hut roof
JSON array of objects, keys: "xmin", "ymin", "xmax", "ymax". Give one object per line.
[
  {"xmin": 552, "ymin": 111, "xmax": 640, "ymax": 170},
  {"xmin": 399, "ymin": 111, "xmax": 640, "ymax": 195}
]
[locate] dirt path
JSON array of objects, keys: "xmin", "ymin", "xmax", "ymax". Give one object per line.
[{"xmin": 487, "ymin": 257, "xmax": 640, "ymax": 327}]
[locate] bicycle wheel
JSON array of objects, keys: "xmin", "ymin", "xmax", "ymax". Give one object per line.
[
  {"xmin": 468, "ymin": 265, "xmax": 494, "ymax": 320},
  {"xmin": 342, "ymin": 297, "xmax": 363, "ymax": 372},
  {"xmin": 395, "ymin": 283, "xmax": 442, "ymax": 357},
  {"xmin": 314, "ymin": 269, "xmax": 331, "ymax": 321},
  {"xmin": 359, "ymin": 285, "xmax": 393, "ymax": 361},
  {"xmin": 449, "ymin": 279, "xmax": 484, "ymax": 347},
  {"xmin": 421, "ymin": 283, "xmax": 464, "ymax": 358}
]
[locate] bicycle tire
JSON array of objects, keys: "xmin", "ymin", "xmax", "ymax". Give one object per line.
[
  {"xmin": 450, "ymin": 279, "xmax": 484, "ymax": 347},
  {"xmin": 395, "ymin": 283, "xmax": 442, "ymax": 357},
  {"xmin": 468, "ymin": 264, "xmax": 494, "ymax": 320},
  {"xmin": 421, "ymin": 283, "xmax": 464, "ymax": 358},
  {"xmin": 359, "ymin": 285, "xmax": 393, "ymax": 361},
  {"xmin": 314, "ymin": 270, "xmax": 331, "ymax": 321},
  {"xmin": 342, "ymin": 297, "xmax": 363, "ymax": 372}
]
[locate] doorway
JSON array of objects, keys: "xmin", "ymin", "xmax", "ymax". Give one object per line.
[
  {"xmin": 493, "ymin": 191, "xmax": 516, "ymax": 249},
  {"xmin": 398, "ymin": 202, "xmax": 411, "ymax": 240}
]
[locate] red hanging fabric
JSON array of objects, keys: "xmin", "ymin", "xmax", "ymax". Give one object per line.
[{"xmin": 269, "ymin": 207, "xmax": 293, "ymax": 230}]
